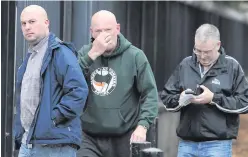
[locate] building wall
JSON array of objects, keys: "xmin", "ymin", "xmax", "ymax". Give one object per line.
[{"xmin": 2, "ymin": 2, "xmax": 16, "ymax": 157}]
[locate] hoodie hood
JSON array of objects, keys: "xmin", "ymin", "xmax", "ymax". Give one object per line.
[{"xmin": 107, "ymin": 33, "xmax": 131, "ymax": 57}]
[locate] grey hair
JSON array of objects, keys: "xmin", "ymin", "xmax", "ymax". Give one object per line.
[{"xmin": 195, "ymin": 24, "xmax": 220, "ymax": 42}]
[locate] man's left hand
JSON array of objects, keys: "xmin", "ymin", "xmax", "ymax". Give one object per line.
[
  {"xmin": 192, "ymin": 85, "xmax": 214, "ymax": 104},
  {"xmin": 130, "ymin": 125, "xmax": 147, "ymax": 143}
]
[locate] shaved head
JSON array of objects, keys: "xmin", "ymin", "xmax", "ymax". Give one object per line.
[
  {"xmin": 91, "ymin": 10, "xmax": 117, "ymax": 28},
  {"xmin": 21, "ymin": 5, "xmax": 48, "ymax": 21},
  {"xmin": 90, "ymin": 10, "xmax": 120, "ymax": 52},
  {"xmin": 21, "ymin": 5, "xmax": 49, "ymax": 45}
]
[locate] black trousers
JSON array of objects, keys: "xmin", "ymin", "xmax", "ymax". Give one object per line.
[{"xmin": 77, "ymin": 130, "xmax": 133, "ymax": 157}]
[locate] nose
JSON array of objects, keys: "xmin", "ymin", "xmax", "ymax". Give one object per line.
[{"xmin": 24, "ymin": 23, "xmax": 31, "ymax": 31}]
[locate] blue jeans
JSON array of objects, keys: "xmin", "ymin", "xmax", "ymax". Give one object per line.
[
  {"xmin": 18, "ymin": 143, "xmax": 77, "ymax": 157},
  {"xmin": 177, "ymin": 140, "xmax": 232, "ymax": 157}
]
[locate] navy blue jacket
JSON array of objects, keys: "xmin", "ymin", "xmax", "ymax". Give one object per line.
[{"xmin": 14, "ymin": 33, "xmax": 88, "ymax": 149}]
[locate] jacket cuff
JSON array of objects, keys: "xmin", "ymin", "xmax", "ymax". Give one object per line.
[
  {"xmin": 138, "ymin": 120, "xmax": 150, "ymax": 130},
  {"xmin": 52, "ymin": 109, "xmax": 65, "ymax": 126},
  {"xmin": 212, "ymin": 93, "xmax": 222, "ymax": 105}
]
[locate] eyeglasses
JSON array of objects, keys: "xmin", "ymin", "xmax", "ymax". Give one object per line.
[{"xmin": 193, "ymin": 45, "xmax": 217, "ymax": 56}]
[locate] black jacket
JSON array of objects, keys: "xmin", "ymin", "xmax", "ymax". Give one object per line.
[{"xmin": 160, "ymin": 48, "xmax": 248, "ymax": 141}]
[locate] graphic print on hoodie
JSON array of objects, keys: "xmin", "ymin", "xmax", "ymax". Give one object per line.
[{"xmin": 91, "ymin": 67, "xmax": 117, "ymax": 96}]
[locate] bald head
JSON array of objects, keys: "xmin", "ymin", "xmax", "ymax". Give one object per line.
[
  {"xmin": 20, "ymin": 5, "xmax": 49, "ymax": 45},
  {"xmin": 91, "ymin": 10, "xmax": 117, "ymax": 28},
  {"xmin": 90, "ymin": 10, "xmax": 120, "ymax": 52},
  {"xmin": 21, "ymin": 5, "xmax": 48, "ymax": 21}
]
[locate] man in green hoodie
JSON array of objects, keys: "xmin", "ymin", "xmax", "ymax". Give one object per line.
[{"xmin": 77, "ymin": 10, "xmax": 158, "ymax": 157}]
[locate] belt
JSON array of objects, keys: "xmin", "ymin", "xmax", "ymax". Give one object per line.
[
  {"xmin": 26, "ymin": 143, "xmax": 78, "ymax": 149},
  {"xmin": 43, "ymin": 143, "xmax": 78, "ymax": 150}
]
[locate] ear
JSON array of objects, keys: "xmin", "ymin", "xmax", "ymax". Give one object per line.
[
  {"xmin": 90, "ymin": 27, "xmax": 93, "ymax": 34},
  {"xmin": 217, "ymin": 40, "xmax": 221, "ymax": 50},
  {"xmin": 116, "ymin": 23, "xmax": 120, "ymax": 34},
  {"xmin": 45, "ymin": 19, "xmax": 50, "ymax": 27},
  {"xmin": 90, "ymin": 27, "xmax": 94, "ymax": 37}
]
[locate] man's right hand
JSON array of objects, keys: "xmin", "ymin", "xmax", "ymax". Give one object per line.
[
  {"xmin": 179, "ymin": 89, "xmax": 195, "ymax": 106},
  {"xmin": 88, "ymin": 32, "xmax": 112, "ymax": 60}
]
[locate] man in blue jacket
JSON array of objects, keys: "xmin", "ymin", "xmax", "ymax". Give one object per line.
[{"xmin": 14, "ymin": 5, "xmax": 88, "ymax": 157}]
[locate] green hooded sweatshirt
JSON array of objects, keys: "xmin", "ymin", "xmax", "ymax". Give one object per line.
[{"xmin": 78, "ymin": 33, "xmax": 158, "ymax": 135}]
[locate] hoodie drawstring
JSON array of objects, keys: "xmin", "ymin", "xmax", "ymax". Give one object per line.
[
  {"xmin": 100, "ymin": 57, "xmax": 111, "ymax": 93},
  {"xmin": 106, "ymin": 58, "xmax": 110, "ymax": 92}
]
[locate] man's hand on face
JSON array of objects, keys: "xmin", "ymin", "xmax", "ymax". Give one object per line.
[
  {"xmin": 191, "ymin": 85, "xmax": 214, "ymax": 104},
  {"xmin": 130, "ymin": 125, "xmax": 147, "ymax": 143},
  {"xmin": 88, "ymin": 32, "xmax": 111, "ymax": 60}
]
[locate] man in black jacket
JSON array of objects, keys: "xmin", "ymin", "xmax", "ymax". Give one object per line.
[{"xmin": 160, "ymin": 23, "xmax": 248, "ymax": 157}]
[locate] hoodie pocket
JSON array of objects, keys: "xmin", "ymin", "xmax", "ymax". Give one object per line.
[
  {"xmin": 119, "ymin": 100, "xmax": 139, "ymax": 123},
  {"xmin": 82, "ymin": 106, "xmax": 127, "ymax": 133}
]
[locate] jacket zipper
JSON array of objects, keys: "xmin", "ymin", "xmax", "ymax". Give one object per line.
[{"xmin": 26, "ymin": 77, "xmax": 44, "ymax": 144}]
